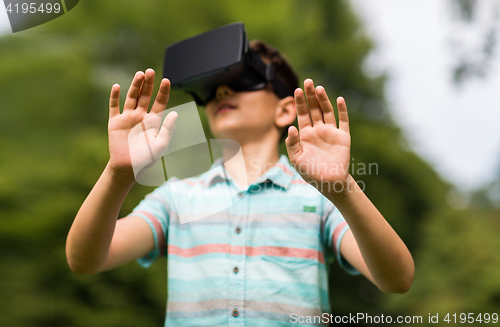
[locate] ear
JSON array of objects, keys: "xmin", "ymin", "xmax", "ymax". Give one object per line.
[{"xmin": 275, "ymin": 95, "xmax": 296, "ymax": 128}]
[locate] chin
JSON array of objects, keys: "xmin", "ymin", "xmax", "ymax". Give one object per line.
[
  {"xmin": 211, "ymin": 129, "xmax": 240, "ymax": 140},
  {"xmin": 211, "ymin": 120, "xmax": 244, "ymax": 136}
]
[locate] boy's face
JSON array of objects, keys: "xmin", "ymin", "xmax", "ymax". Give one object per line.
[{"xmin": 205, "ymin": 85, "xmax": 295, "ymax": 144}]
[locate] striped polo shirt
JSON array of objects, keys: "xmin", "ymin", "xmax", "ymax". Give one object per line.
[{"xmin": 130, "ymin": 155, "xmax": 358, "ymax": 326}]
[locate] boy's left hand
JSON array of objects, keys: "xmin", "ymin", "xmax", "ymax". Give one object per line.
[
  {"xmin": 287, "ymin": 80, "xmax": 415, "ymax": 293},
  {"xmin": 285, "ymin": 79, "xmax": 351, "ymax": 193}
]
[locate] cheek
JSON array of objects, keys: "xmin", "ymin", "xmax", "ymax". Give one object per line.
[
  {"xmin": 254, "ymin": 102, "xmax": 279, "ymax": 126},
  {"xmin": 205, "ymin": 103, "xmax": 216, "ymax": 116},
  {"xmin": 243, "ymin": 94, "xmax": 278, "ymax": 119},
  {"xmin": 204, "ymin": 105, "xmax": 217, "ymax": 123}
]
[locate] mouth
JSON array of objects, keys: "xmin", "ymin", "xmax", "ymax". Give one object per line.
[{"xmin": 216, "ymin": 101, "xmax": 237, "ymax": 114}]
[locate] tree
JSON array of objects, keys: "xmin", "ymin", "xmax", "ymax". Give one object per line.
[
  {"xmin": 448, "ymin": 0, "xmax": 500, "ymax": 84},
  {"xmin": 2, "ymin": 0, "xmax": 491, "ymax": 326}
]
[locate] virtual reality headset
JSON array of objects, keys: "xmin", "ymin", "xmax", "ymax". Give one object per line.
[{"xmin": 163, "ymin": 22, "xmax": 294, "ymax": 106}]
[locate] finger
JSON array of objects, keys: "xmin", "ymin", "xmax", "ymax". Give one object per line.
[
  {"xmin": 150, "ymin": 78, "xmax": 171, "ymax": 114},
  {"xmin": 109, "ymin": 84, "xmax": 121, "ymax": 117},
  {"xmin": 316, "ymin": 86, "xmax": 337, "ymax": 126},
  {"xmin": 285, "ymin": 125, "xmax": 302, "ymax": 158},
  {"xmin": 304, "ymin": 79, "xmax": 323, "ymax": 125},
  {"xmin": 123, "ymin": 71, "xmax": 145, "ymax": 111},
  {"xmin": 294, "ymin": 88, "xmax": 312, "ymax": 129},
  {"xmin": 337, "ymin": 97, "xmax": 350, "ymax": 133},
  {"xmin": 136, "ymin": 68, "xmax": 155, "ymax": 112}
]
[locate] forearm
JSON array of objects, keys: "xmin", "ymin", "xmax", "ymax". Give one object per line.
[
  {"xmin": 66, "ymin": 162, "xmax": 135, "ymax": 274},
  {"xmin": 325, "ymin": 175, "xmax": 414, "ymax": 293}
]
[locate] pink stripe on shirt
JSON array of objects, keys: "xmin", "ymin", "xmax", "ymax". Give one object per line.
[
  {"xmin": 332, "ymin": 221, "xmax": 348, "ymax": 255},
  {"xmin": 136, "ymin": 211, "xmax": 166, "ymax": 255},
  {"xmin": 275, "ymin": 162, "xmax": 294, "ymax": 176},
  {"xmin": 168, "ymin": 244, "xmax": 325, "ymax": 264}
]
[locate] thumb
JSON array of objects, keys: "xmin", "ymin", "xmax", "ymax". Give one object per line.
[
  {"xmin": 285, "ymin": 126, "xmax": 301, "ymax": 159},
  {"xmin": 151, "ymin": 110, "xmax": 177, "ymax": 158}
]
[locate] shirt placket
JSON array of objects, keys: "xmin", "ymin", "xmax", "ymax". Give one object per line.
[{"xmin": 228, "ymin": 185, "xmax": 248, "ymax": 327}]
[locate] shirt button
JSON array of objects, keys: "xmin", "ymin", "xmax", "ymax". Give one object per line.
[
  {"xmin": 238, "ymin": 192, "xmax": 244, "ymax": 198},
  {"xmin": 233, "ymin": 266, "xmax": 239, "ymax": 274},
  {"xmin": 232, "ymin": 309, "xmax": 239, "ymax": 317},
  {"xmin": 235, "ymin": 227, "xmax": 241, "ymax": 234}
]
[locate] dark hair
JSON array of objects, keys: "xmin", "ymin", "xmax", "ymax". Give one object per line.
[{"xmin": 249, "ymin": 40, "xmax": 299, "ymax": 142}]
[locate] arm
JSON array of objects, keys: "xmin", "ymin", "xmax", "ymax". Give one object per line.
[
  {"xmin": 66, "ymin": 163, "xmax": 154, "ymax": 274},
  {"xmin": 66, "ymin": 69, "xmax": 177, "ymax": 274},
  {"xmin": 285, "ymin": 78, "xmax": 414, "ymax": 293},
  {"xmin": 335, "ymin": 181, "xmax": 414, "ymax": 294}
]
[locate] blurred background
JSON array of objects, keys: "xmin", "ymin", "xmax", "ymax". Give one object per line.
[{"xmin": 1, "ymin": 0, "xmax": 499, "ymax": 326}]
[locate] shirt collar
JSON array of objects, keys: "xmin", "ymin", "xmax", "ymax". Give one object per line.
[
  {"xmin": 199, "ymin": 157, "xmax": 227, "ymax": 187},
  {"xmin": 200, "ymin": 154, "xmax": 295, "ymax": 190},
  {"xmin": 253, "ymin": 154, "xmax": 295, "ymax": 190}
]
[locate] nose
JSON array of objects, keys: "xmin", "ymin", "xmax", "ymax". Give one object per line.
[{"xmin": 215, "ymin": 85, "xmax": 234, "ymax": 101}]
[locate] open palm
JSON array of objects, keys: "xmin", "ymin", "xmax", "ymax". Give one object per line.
[
  {"xmin": 108, "ymin": 69, "xmax": 177, "ymax": 179},
  {"xmin": 285, "ymin": 79, "xmax": 351, "ymax": 188}
]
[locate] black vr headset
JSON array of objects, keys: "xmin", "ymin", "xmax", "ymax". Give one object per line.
[{"xmin": 163, "ymin": 22, "xmax": 294, "ymax": 106}]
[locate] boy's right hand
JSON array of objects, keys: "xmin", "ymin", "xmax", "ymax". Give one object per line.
[{"xmin": 107, "ymin": 69, "xmax": 177, "ymax": 181}]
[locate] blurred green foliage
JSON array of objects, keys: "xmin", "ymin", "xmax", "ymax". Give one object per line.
[{"xmin": 1, "ymin": 0, "xmax": 499, "ymax": 326}]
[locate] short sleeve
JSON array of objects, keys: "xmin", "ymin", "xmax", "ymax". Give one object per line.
[
  {"xmin": 322, "ymin": 199, "xmax": 360, "ymax": 275},
  {"xmin": 128, "ymin": 182, "xmax": 172, "ymax": 268}
]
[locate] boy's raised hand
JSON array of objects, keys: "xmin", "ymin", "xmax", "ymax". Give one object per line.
[
  {"xmin": 285, "ymin": 79, "xmax": 351, "ymax": 193},
  {"xmin": 108, "ymin": 69, "xmax": 177, "ymax": 180}
]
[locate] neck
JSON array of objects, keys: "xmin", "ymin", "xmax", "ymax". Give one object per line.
[{"xmin": 221, "ymin": 136, "xmax": 280, "ymax": 189}]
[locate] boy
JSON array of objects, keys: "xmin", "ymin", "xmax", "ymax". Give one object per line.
[{"xmin": 66, "ymin": 39, "xmax": 414, "ymax": 326}]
